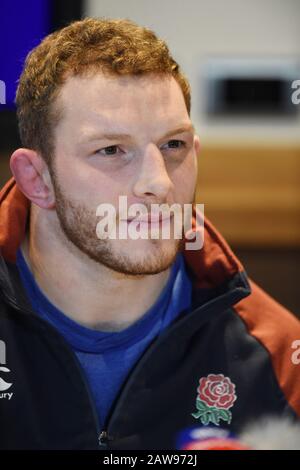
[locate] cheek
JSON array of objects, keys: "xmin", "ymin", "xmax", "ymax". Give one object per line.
[
  {"xmin": 53, "ymin": 156, "xmax": 124, "ymax": 208},
  {"xmin": 172, "ymin": 155, "xmax": 197, "ymax": 201}
]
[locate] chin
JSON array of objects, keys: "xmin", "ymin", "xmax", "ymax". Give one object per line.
[{"xmin": 98, "ymin": 237, "xmax": 181, "ymax": 276}]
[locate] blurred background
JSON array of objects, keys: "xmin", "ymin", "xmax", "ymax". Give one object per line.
[{"xmin": 0, "ymin": 0, "xmax": 299, "ymax": 316}]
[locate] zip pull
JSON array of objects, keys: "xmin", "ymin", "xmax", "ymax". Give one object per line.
[{"xmin": 98, "ymin": 430, "xmax": 113, "ymax": 449}]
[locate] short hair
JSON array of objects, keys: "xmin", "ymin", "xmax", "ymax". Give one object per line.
[{"xmin": 16, "ymin": 17, "xmax": 191, "ymax": 165}]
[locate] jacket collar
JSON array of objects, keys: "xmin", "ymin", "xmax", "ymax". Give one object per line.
[{"xmin": 0, "ymin": 177, "xmax": 251, "ymax": 311}]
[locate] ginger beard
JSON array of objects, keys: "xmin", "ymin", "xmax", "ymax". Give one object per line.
[{"xmin": 50, "ymin": 169, "xmax": 188, "ymax": 276}]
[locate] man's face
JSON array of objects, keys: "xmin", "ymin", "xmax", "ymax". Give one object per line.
[{"xmin": 50, "ymin": 72, "xmax": 199, "ymax": 275}]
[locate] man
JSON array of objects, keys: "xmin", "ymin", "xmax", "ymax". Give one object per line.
[{"xmin": 0, "ymin": 17, "xmax": 299, "ymax": 450}]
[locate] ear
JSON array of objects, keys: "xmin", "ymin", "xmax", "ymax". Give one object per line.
[
  {"xmin": 194, "ymin": 134, "xmax": 201, "ymax": 156},
  {"xmin": 10, "ymin": 148, "xmax": 55, "ymax": 209}
]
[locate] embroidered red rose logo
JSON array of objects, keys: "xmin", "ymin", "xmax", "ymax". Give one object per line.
[{"xmin": 191, "ymin": 374, "xmax": 237, "ymax": 426}]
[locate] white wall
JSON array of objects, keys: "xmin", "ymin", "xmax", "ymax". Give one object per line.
[{"xmin": 85, "ymin": 0, "xmax": 300, "ymax": 144}]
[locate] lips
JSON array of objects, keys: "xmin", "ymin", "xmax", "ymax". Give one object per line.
[{"xmin": 126, "ymin": 213, "xmax": 173, "ymax": 223}]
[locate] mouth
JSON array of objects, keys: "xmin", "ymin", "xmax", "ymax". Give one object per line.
[{"xmin": 126, "ymin": 213, "xmax": 174, "ymax": 227}]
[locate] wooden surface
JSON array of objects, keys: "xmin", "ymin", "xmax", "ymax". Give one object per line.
[{"xmin": 195, "ymin": 145, "xmax": 300, "ymax": 246}]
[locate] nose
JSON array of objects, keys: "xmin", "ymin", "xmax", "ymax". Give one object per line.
[{"xmin": 132, "ymin": 144, "xmax": 173, "ymax": 200}]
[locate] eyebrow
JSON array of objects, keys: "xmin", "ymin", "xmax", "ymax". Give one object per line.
[{"xmin": 82, "ymin": 123, "xmax": 195, "ymax": 143}]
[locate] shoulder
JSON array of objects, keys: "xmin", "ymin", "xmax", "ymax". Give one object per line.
[{"xmin": 234, "ymin": 278, "xmax": 300, "ymax": 417}]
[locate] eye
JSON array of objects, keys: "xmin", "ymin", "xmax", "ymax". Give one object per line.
[
  {"xmin": 94, "ymin": 145, "xmax": 123, "ymax": 157},
  {"xmin": 162, "ymin": 139, "xmax": 186, "ymax": 150}
]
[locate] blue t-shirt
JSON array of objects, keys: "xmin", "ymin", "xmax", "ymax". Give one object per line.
[{"xmin": 16, "ymin": 249, "xmax": 192, "ymax": 429}]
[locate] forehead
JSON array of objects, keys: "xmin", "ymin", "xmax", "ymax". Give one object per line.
[{"xmin": 56, "ymin": 72, "xmax": 189, "ymax": 133}]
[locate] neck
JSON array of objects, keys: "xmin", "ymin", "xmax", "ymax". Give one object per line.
[{"xmin": 21, "ymin": 206, "xmax": 172, "ymax": 332}]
